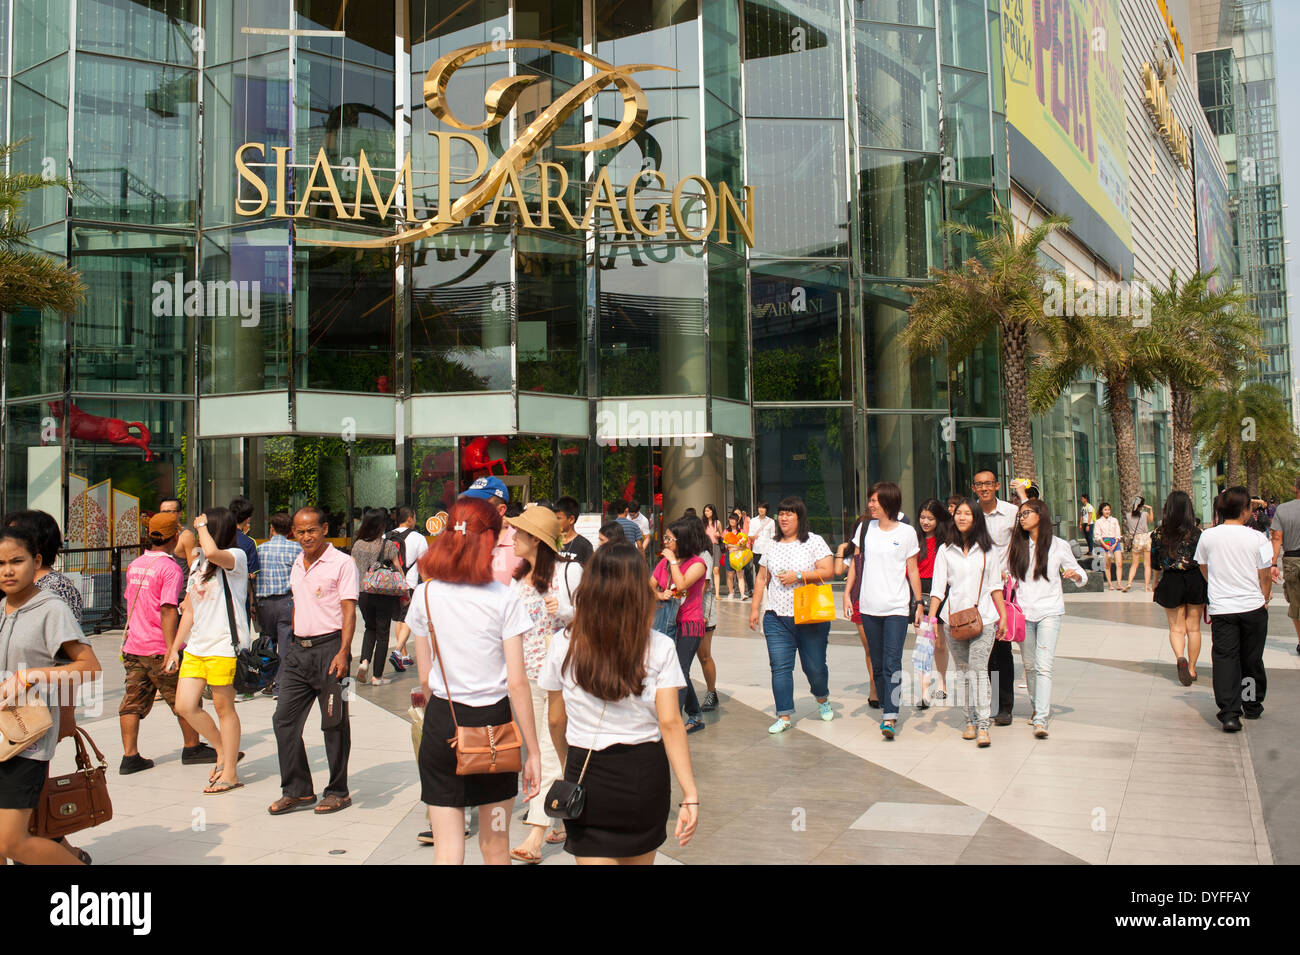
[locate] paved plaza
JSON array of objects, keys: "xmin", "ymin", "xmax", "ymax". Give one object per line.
[{"xmin": 58, "ymin": 587, "xmax": 1297, "ymax": 865}]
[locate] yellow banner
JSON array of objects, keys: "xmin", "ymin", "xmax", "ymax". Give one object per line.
[{"xmin": 1001, "ymin": 0, "xmax": 1130, "ymax": 251}]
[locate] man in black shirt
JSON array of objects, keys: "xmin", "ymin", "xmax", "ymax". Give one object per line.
[{"xmin": 555, "ymin": 496, "xmax": 593, "ymax": 565}]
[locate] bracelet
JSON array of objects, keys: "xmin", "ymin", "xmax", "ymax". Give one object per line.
[{"xmin": 679, "ymin": 801, "xmax": 699, "ymax": 806}]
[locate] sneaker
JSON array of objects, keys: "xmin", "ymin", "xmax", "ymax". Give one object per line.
[
  {"xmin": 357, "ymin": 660, "xmax": 371, "ymax": 684},
  {"xmin": 389, "ymin": 651, "xmax": 407, "ymax": 672},
  {"xmin": 402, "ymin": 655, "xmax": 414, "ymax": 667},
  {"xmin": 818, "ymin": 700, "xmax": 834, "ymax": 721},
  {"xmin": 1033, "ymin": 724, "xmax": 1049, "ymax": 739},
  {"xmin": 880, "ymin": 720, "xmax": 896, "ymax": 740},
  {"xmin": 119, "ymin": 754, "xmax": 155, "ymax": 775},
  {"xmin": 370, "ymin": 676, "xmax": 392, "ymax": 686},
  {"xmin": 701, "ymin": 690, "xmax": 719, "ymax": 711},
  {"xmin": 180, "ymin": 743, "xmax": 219, "ymax": 765},
  {"xmin": 260, "ymin": 684, "xmax": 275, "ymax": 697},
  {"xmin": 977, "ymin": 728, "xmax": 991, "ymax": 747},
  {"xmin": 767, "ymin": 717, "xmax": 792, "ymax": 734},
  {"xmin": 236, "ymin": 692, "xmax": 256, "ymax": 702}
]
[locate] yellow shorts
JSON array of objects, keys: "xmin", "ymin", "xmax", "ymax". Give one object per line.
[{"xmin": 178, "ymin": 653, "xmax": 237, "ymax": 686}]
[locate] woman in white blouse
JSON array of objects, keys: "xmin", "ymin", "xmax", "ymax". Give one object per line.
[
  {"xmin": 1006, "ymin": 499, "xmax": 1086, "ymax": 738},
  {"xmin": 926, "ymin": 498, "xmax": 1006, "ymax": 747},
  {"xmin": 506, "ymin": 506, "xmax": 582, "ymax": 864},
  {"xmin": 1094, "ymin": 502, "xmax": 1123, "ymax": 590},
  {"xmin": 540, "ymin": 542, "xmax": 699, "ymax": 864}
]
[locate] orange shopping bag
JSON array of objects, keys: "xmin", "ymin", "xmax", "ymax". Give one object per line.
[{"xmin": 793, "ymin": 583, "xmax": 835, "ymax": 624}]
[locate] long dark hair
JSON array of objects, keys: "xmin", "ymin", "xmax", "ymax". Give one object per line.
[
  {"xmin": 1159, "ymin": 490, "xmax": 1197, "ymax": 550},
  {"xmin": 1008, "ymin": 499, "xmax": 1053, "ymax": 581},
  {"xmin": 1131, "ymin": 496, "xmax": 1145, "ymax": 519},
  {"xmin": 945, "ymin": 498, "xmax": 993, "ymax": 553},
  {"xmin": 199, "ymin": 507, "xmax": 238, "ymax": 583},
  {"xmin": 357, "ymin": 509, "xmax": 388, "ymax": 543},
  {"xmin": 702, "ymin": 504, "xmax": 720, "ymax": 529},
  {"xmin": 563, "ymin": 543, "xmax": 654, "ymax": 701},
  {"xmin": 512, "ymin": 532, "xmax": 559, "ymax": 594},
  {"xmin": 917, "ymin": 498, "xmax": 953, "ymax": 543}
]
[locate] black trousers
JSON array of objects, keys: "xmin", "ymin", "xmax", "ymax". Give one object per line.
[
  {"xmin": 1209, "ymin": 606, "xmax": 1268, "ymax": 723},
  {"xmin": 358, "ymin": 593, "xmax": 398, "ymax": 678},
  {"xmin": 273, "ymin": 633, "xmax": 351, "ymax": 798},
  {"xmin": 257, "ymin": 594, "xmax": 294, "ymax": 681},
  {"xmin": 988, "ymin": 638, "xmax": 1014, "ymax": 714}
]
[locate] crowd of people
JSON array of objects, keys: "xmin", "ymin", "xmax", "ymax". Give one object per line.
[{"xmin": 0, "ymin": 466, "xmax": 1289, "ymax": 866}]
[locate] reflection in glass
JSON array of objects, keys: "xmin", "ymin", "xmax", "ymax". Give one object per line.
[
  {"xmin": 863, "ymin": 282, "xmax": 946, "ymax": 409},
  {"xmin": 860, "ymin": 149, "xmax": 941, "ymax": 278},
  {"xmin": 950, "ymin": 420, "xmax": 1004, "ymax": 488},
  {"xmin": 10, "ymin": 57, "xmax": 69, "ymax": 227},
  {"xmin": 13, "ymin": 0, "xmax": 69, "ymax": 73},
  {"xmin": 938, "ymin": 0, "xmax": 988, "ymax": 71},
  {"xmin": 747, "ymin": 120, "xmax": 848, "ymax": 257},
  {"xmin": 200, "ymin": 226, "xmax": 292, "ymax": 394},
  {"xmin": 857, "ymin": 24, "xmax": 937, "ymax": 152},
  {"xmin": 66, "ymin": 398, "xmax": 190, "ymax": 514},
  {"xmin": 941, "ymin": 67, "xmax": 992, "ymax": 183},
  {"xmin": 78, "ymin": 0, "xmax": 199, "ymax": 65},
  {"xmin": 203, "ymin": 57, "xmax": 291, "ymax": 227},
  {"xmin": 755, "ymin": 407, "xmax": 854, "ymax": 542},
  {"xmin": 3, "ymin": 403, "xmax": 47, "ymax": 514},
  {"xmin": 295, "ymin": 243, "xmax": 395, "ymax": 392},
  {"xmin": 751, "ymin": 262, "xmax": 847, "ymax": 402},
  {"xmin": 743, "ymin": 0, "xmax": 843, "ymax": 119},
  {"xmin": 854, "ymin": 0, "xmax": 935, "ymax": 27},
  {"xmin": 73, "ymin": 56, "xmax": 196, "ymax": 225},
  {"xmin": 410, "ymin": 437, "xmax": 458, "ymax": 515},
  {"xmin": 516, "ymin": 233, "xmax": 584, "ymax": 396},
  {"xmin": 710, "ymin": 247, "xmax": 747, "ymax": 403},
  {"xmin": 867, "ymin": 412, "xmax": 953, "ymax": 514},
  {"xmin": 4, "ymin": 310, "xmax": 65, "ymax": 397},
  {"xmin": 944, "ymin": 183, "xmax": 993, "ymax": 265}
]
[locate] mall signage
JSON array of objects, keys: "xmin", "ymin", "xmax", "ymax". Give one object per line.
[
  {"xmin": 234, "ymin": 40, "xmax": 755, "ymax": 248},
  {"xmin": 1142, "ymin": 61, "xmax": 1190, "ymax": 169}
]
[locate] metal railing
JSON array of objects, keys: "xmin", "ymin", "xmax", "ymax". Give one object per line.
[{"xmin": 53, "ymin": 545, "xmax": 144, "ymax": 634}]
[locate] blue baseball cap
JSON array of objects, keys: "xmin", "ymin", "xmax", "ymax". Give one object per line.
[{"xmin": 461, "ymin": 476, "xmax": 509, "ymax": 503}]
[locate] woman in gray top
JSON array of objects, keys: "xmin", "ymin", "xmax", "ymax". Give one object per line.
[
  {"xmin": 1123, "ymin": 497, "xmax": 1156, "ymax": 593},
  {"xmin": 0, "ymin": 526, "xmax": 102, "ymax": 864},
  {"xmin": 351, "ymin": 510, "xmax": 402, "ymax": 685}
]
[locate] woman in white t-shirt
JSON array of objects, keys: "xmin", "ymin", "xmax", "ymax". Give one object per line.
[
  {"xmin": 1006, "ymin": 499, "xmax": 1086, "ymax": 738},
  {"xmin": 404, "ymin": 497, "xmax": 541, "ymax": 865},
  {"xmin": 928, "ymin": 498, "xmax": 1006, "ymax": 747},
  {"xmin": 167, "ymin": 507, "xmax": 250, "ymax": 795},
  {"xmin": 539, "ymin": 542, "xmax": 698, "ymax": 863},
  {"xmin": 748, "ymin": 496, "xmax": 835, "ymax": 734},
  {"xmin": 852, "ymin": 482, "xmax": 923, "ymax": 740},
  {"xmin": 505, "ymin": 506, "xmax": 582, "ymax": 864}
]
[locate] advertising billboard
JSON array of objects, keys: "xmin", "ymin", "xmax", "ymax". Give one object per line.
[
  {"xmin": 1001, "ymin": 0, "xmax": 1132, "ymax": 275},
  {"xmin": 1194, "ymin": 126, "xmax": 1236, "ymax": 292}
]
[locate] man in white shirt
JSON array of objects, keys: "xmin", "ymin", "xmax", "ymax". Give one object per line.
[
  {"xmin": 386, "ymin": 506, "xmax": 428, "ymax": 671},
  {"xmin": 1196, "ymin": 486, "xmax": 1271, "ymax": 732},
  {"xmin": 973, "ymin": 469, "xmax": 1020, "ymax": 724}
]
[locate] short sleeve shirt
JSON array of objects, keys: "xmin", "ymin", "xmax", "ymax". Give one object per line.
[
  {"xmin": 185, "ymin": 549, "xmax": 251, "ymax": 657},
  {"xmin": 289, "ymin": 544, "xmax": 360, "ymax": 636},
  {"xmin": 1270, "ymin": 499, "xmax": 1300, "ymax": 553},
  {"xmin": 759, "ymin": 533, "xmax": 833, "ymax": 617},
  {"xmin": 852, "ymin": 521, "xmax": 921, "ymax": 617},
  {"xmin": 123, "ymin": 550, "xmax": 185, "ymax": 656}
]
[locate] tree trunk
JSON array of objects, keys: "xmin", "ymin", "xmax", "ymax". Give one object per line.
[
  {"xmin": 1170, "ymin": 385, "xmax": 1195, "ymax": 494},
  {"xmin": 1245, "ymin": 451, "xmax": 1260, "ymax": 497},
  {"xmin": 1107, "ymin": 377, "xmax": 1141, "ymax": 517},
  {"xmin": 1225, "ymin": 431, "xmax": 1241, "ymax": 488},
  {"xmin": 1001, "ymin": 319, "xmax": 1037, "ymax": 483}
]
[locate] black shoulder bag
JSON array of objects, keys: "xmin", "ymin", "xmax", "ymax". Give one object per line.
[
  {"xmin": 544, "ymin": 703, "xmax": 605, "ymax": 820},
  {"xmin": 221, "ymin": 568, "xmax": 279, "ymax": 694}
]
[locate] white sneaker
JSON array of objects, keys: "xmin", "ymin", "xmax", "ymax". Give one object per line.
[{"xmin": 357, "ymin": 660, "xmax": 371, "ymax": 684}]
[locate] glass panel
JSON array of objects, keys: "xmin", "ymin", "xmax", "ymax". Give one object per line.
[
  {"xmin": 65, "ymin": 398, "xmax": 191, "ymax": 520},
  {"xmin": 854, "ymin": 0, "xmax": 934, "ymax": 27},
  {"xmin": 746, "ymin": 120, "xmax": 848, "ymax": 257},
  {"xmin": 867, "ymin": 412, "xmax": 954, "ymax": 515},
  {"xmin": 948, "ymin": 338, "xmax": 1000, "ymax": 418},
  {"xmin": 78, "ymin": 0, "xmax": 200, "ymax": 65},
  {"xmin": 950, "ymin": 420, "xmax": 1004, "ymax": 489},
  {"xmin": 516, "ymin": 233, "xmax": 585, "ymax": 396},
  {"xmin": 1030, "ymin": 395, "xmax": 1077, "ymax": 538},
  {"xmin": 295, "ymin": 0, "xmax": 394, "ymax": 69},
  {"xmin": 860, "ymin": 148, "xmax": 941, "ymax": 278},
  {"xmin": 4, "ymin": 309, "xmax": 66, "ymax": 397},
  {"xmin": 751, "ymin": 261, "xmax": 848, "ymax": 402},
  {"xmin": 863, "ymin": 282, "xmax": 947, "ymax": 408},
  {"xmin": 556, "ymin": 438, "xmax": 589, "ymax": 506},
  {"xmin": 410, "ymin": 437, "xmax": 458, "ymax": 514},
  {"xmin": 295, "ymin": 50, "xmax": 395, "ymax": 172},
  {"xmin": 0, "ymin": 2, "xmax": 8, "ymax": 75},
  {"xmin": 754, "ymin": 407, "xmax": 854, "ymax": 542},
  {"xmin": 205, "ymin": 0, "xmax": 291, "ymax": 68},
  {"xmin": 597, "ymin": 241, "xmax": 707, "ymax": 396},
  {"xmin": 202, "ymin": 55, "xmax": 291, "ymax": 227},
  {"xmin": 10, "ymin": 57, "xmax": 69, "ymax": 228},
  {"xmin": 199, "ymin": 225, "xmax": 292, "ymax": 394},
  {"xmin": 410, "ymin": 230, "xmax": 512, "ymax": 392},
  {"xmin": 14, "ymin": 0, "xmax": 69, "ymax": 73},
  {"xmin": 743, "ymin": 0, "xmax": 844, "ymax": 119},
  {"xmin": 941, "ymin": 67, "xmax": 991, "ymax": 183},
  {"xmin": 506, "ymin": 436, "xmax": 555, "ymax": 502},
  {"xmin": 73, "ymin": 55, "xmax": 197, "ymax": 225},
  {"xmin": 857, "ymin": 24, "xmax": 938, "ymax": 152},
  {"xmin": 944, "ymin": 183, "xmax": 993, "ymax": 265},
  {"xmin": 709, "ymin": 245, "xmax": 747, "ymax": 402},
  {"xmin": 3, "ymin": 403, "xmax": 47, "ymax": 516},
  {"xmin": 70, "ymin": 230, "xmax": 195, "ymax": 395},
  {"xmin": 295, "ymin": 240, "xmax": 395, "ymax": 392},
  {"xmin": 938, "ymin": 0, "xmax": 988, "ymax": 71}
]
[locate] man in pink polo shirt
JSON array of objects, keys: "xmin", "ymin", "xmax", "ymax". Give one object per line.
[
  {"xmin": 268, "ymin": 506, "xmax": 358, "ymax": 816},
  {"xmin": 463, "ymin": 476, "xmax": 523, "ymax": 584}
]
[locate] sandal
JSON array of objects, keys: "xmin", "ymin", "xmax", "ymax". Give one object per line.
[
  {"xmin": 510, "ymin": 847, "xmax": 542, "ymax": 864},
  {"xmin": 315, "ymin": 793, "xmax": 352, "ymax": 814},
  {"xmin": 204, "ymin": 780, "xmax": 244, "ymax": 795},
  {"xmin": 545, "ymin": 827, "xmax": 566, "ymax": 844},
  {"xmin": 268, "ymin": 795, "xmax": 317, "ymax": 815}
]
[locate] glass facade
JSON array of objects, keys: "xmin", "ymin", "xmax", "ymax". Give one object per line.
[{"xmin": 2, "ymin": 0, "xmax": 1021, "ymax": 550}]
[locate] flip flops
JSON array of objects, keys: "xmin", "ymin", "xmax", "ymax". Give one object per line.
[
  {"xmin": 510, "ymin": 847, "xmax": 542, "ymax": 864},
  {"xmin": 204, "ymin": 780, "xmax": 244, "ymax": 795}
]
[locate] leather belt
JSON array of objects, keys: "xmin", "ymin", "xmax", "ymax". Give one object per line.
[
  {"xmin": 261, "ymin": 592, "xmax": 292, "ymax": 599},
  {"xmin": 291, "ymin": 630, "xmax": 341, "ymax": 648},
  {"xmin": 1284, "ymin": 550, "xmax": 1300, "ymax": 558}
]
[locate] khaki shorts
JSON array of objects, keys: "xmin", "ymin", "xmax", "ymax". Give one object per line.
[
  {"xmin": 1283, "ymin": 557, "xmax": 1300, "ymax": 619},
  {"xmin": 119, "ymin": 652, "xmax": 180, "ymax": 718}
]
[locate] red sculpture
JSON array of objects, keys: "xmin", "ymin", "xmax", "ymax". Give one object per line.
[
  {"xmin": 49, "ymin": 402, "xmax": 153, "ymax": 461},
  {"xmin": 412, "ymin": 448, "xmax": 457, "ymax": 511},
  {"xmin": 461, "ymin": 436, "xmax": 508, "ymax": 478}
]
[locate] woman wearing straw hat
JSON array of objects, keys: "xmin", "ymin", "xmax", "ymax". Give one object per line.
[{"xmin": 505, "ymin": 506, "xmax": 583, "ymax": 864}]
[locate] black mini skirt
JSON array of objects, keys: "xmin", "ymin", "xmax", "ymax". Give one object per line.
[
  {"xmin": 418, "ymin": 695, "xmax": 518, "ymax": 808},
  {"xmin": 0, "ymin": 756, "xmax": 48, "ymax": 811},
  {"xmin": 1154, "ymin": 567, "xmax": 1208, "ymax": 609},
  {"xmin": 563, "ymin": 739, "xmax": 670, "ymax": 860}
]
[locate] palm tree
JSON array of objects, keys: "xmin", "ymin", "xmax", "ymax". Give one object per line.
[
  {"xmin": 1194, "ymin": 386, "xmax": 1243, "ymax": 487},
  {"xmin": 1149, "ymin": 269, "xmax": 1261, "ymax": 493},
  {"xmin": 903, "ymin": 201, "xmax": 1070, "ymax": 482},
  {"xmin": 1194, "ymin": 380, "xmax": 1298, "ymax": 496},
  {"xmin": 1029, "ymin": 304, "xmax": 1162, "ymax": 519},
  {"xmin": 0, "ymin": 140, "xmax": 85, "ymax": 314}
]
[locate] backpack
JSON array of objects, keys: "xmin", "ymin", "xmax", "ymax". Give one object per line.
[{"xmin": 386, "ymin": 527, "xmax": 415, "ymax": 575}]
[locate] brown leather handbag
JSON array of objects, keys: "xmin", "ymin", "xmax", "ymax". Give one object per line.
[
  {"xmin": 29, "ymin": 725, "xmax": 113, "ymax": 839},
  {"xmin": 423, "ymin": 588, "xmax": 523, "ymax": 776},
  {"xmin": 946, "ymin": 552, "xmax": 987, "ymax": 641}
]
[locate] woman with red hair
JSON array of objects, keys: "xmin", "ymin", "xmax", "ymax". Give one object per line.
[{"xmin": 405, "ymin": 497, "xmax": 542, "ymax": 864}]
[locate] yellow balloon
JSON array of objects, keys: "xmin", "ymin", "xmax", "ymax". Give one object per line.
[{"xmin": 729, "ymin": 548, "xmax": 752, "ymax": 571}]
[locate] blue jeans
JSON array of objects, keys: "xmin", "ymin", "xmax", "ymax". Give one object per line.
[
  {"xmin": 1019, "ymin": 616, "xmax": 1062, "ymax": 725},
  {"xmin": 762, "ymin": 612, "xmax": 830, "ymax": 716},
  {"xmin": 862, "ymin": 614, "xmax": 909, "ymax": 720}
]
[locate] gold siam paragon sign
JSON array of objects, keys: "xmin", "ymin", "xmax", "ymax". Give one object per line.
[
  {"xmin": 1142, "ymin": 61, "xmax": 1189, "ymax": 169},
  {"xmin": 234, "ymin": 40, "xmax": 755, "ymax": 248}
]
